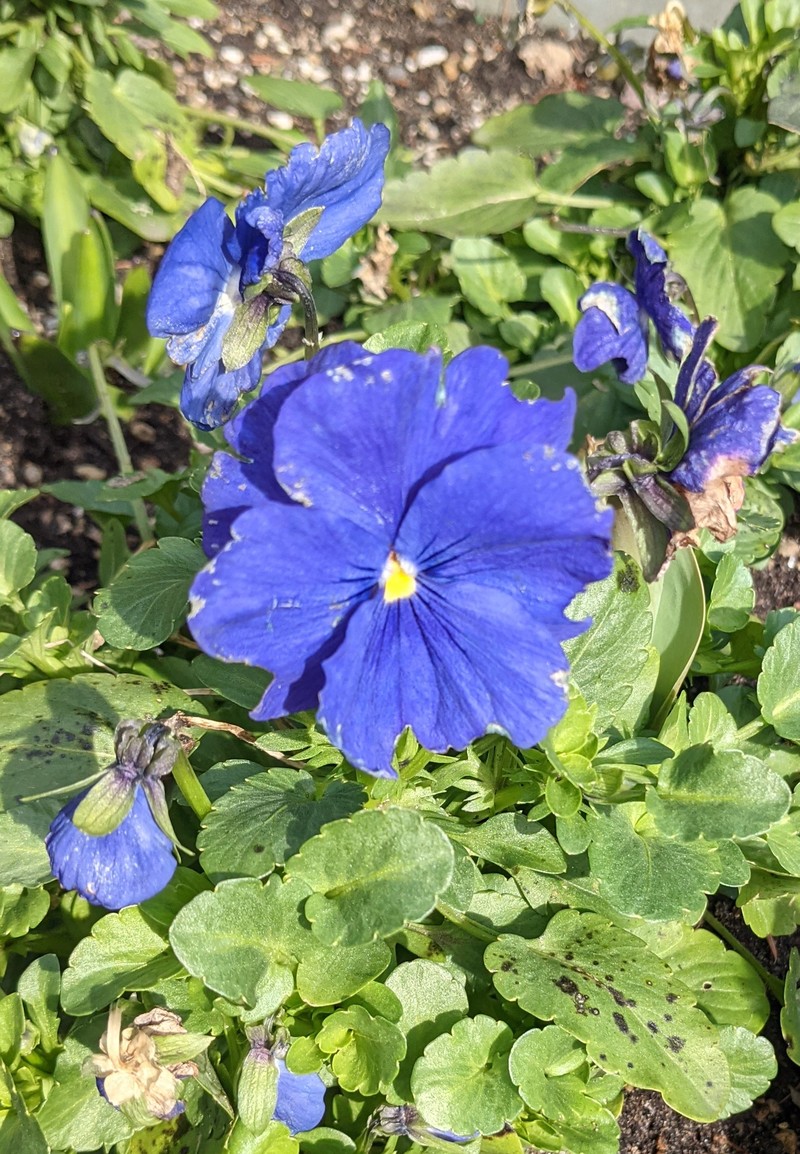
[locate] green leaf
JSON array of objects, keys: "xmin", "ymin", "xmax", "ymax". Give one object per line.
[
  {"xmin": 486, "ymin": 912, "xmax": 730, "ymax": 1122},
  {"xmin": 717, "ymin": 1026, "xmax": 776, "ymax": 1118},
  {"xmin": 0, "ymin": 1060, "xmax": 49, "ymax": 1153},
  {"xmin": 191, "ymin": 653, "xmax": 270, "ymax": 709},
  {"xmin": 586, "ymin": 803, "xmax": 722, "ymax": 922},
  {"xmin": 0, "ymin": 807, "xmax": 53, "ymax": 887},
  {"xmin": 665, "ymin": 190, "xmax": 790, "ymax": 352},
  {"xmin": 450, "ymin": 813, "xmax": 566, "ymax": 875},
  {"xmin": 16, "ymin": 955, "xmax": 60, "ymax": 1055},
  {"xmin": 781, "ymin": 947, "xmax": 800, "ymax": 1065},
  {"xmin": 197, "ymin": 769, "xmax": 364, "ymax": 881},
  {"xmin": 0, "ymin": 885, "xmax": 49, "ymax": 938},
  {"xmin": 363, "ymin": 321, "xmax": 451, "ymax": 357},
  {"xmin": 94, "ymin": 537, "xmax": 205, "ymax": 650},
  {"xmin": 0, "ymin": 521, "xmax": 36, "ymax": 598},
  {"xmin": 0, "ymin": 994, "xmax": 24, "ymax": 1065},
  {"xmin": 448, "ymin": 238, "xmax": 526, "ymax": 319},
  {"xmin": 0, "ymin": 272, "xmax": 33, "ymax": 333},
  {"xmin": 648, "ymin": 547, "xmax": 706, "ymax": 730},
  {"xmin": 380, "ymin": 150, "xmax": 538, "ymax": 238},
  {"xmin": 659, "ymin": 929, "xmax": 769, "ymax": 1034},
  {"xmin": 647, "ymin": 744, "xmax": 791, "ymax": 840},
  {"xmin": 60, "ymin": 871, "xmax": 205, "ymax": 1015},
  {"xmin": 758, "ymin": 616, "xmax": 800, "ymax": 741},
  {"xmin": 58, "ymin": 215, "xmax": 119, "ymax": 356},
  {"xmin": 564, "ymin": 553, "xmax": 654, "ymax": 733},
  {"xmin": 384, "ymin": 959, "xmax": 469, "ymax": 1098},
  {"xmin": 473, "ymin": 93, "xmax": 627, "ymax": 156},
  {"xmin": 509, "ymin": 1027, "xmax": 620, "ymax": 1154},
  {"xmin": 0, "ymin": 673, "xmax": 198, "ymax": 812},
  {"xmin": 42, "ymin": 151, "xmax": 91, "ymax": 311},
  {"xmin": 0, "ymin": 46, "xmax": 36, "ymax": 114},
  {"xmin": 317, "ymin": 1005, "xmax": 405, "ymax": 1095},
  {"xmin": 169, "ymin": 876, "xmax": 295, "ymax": 1010},
  {"xmin": 244, "ymin": 74, "xmax": 343, "ymax": 120},
  {"xmin": 410, "ymin": 1015, "xmax": 522, "ymax": 1136},
  {"xmin": 707, "ymin": 555, "xmax": 754, "ymax": 632},
  {"xmin": 286, "ymin": 808, "xmax": 454, "ymax": 946},
  {"xmin": 237, "ymin": 1048, "xmax": 279, "ymax": 1134},
  {"xmin": 737, "ymin": 869, "xmax": 800, "ymax": 937},
  {"xmin": 15, "ymin": 337, "xmax": 96, "ymax": 423},
  {"xmin": 773, "ymin": 200, "xmax": 800, "ymax": 252}
]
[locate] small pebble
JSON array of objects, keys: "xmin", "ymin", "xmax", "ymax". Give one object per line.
[
  {"xmin": 219, "ymin": 45, "xmax": 244, "ymax": 67},
  {"xmin": 415, "ymin": 45, "xmax": 449, "ymax": 70}
]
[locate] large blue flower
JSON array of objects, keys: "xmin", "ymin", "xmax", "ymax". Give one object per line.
[
  {"xmin": 46, "ymin": 721, "xmax": 179, "ymax": 909},
  {"xmin": 189, "ymin": 344, "xmax": 612, "ymax": 776},
  {"xmin": 667, "ymin": 317, "xmax": 792, "ymax": 491},
  {"xmin": 573, "ymin": 229, "xmax": 693, "ymax": 383},
  {"xmin": 146, "ymin": 120, "xmax": 390, "ymax": 430}
]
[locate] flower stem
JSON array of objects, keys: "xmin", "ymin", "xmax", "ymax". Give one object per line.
[
  {"xmin": 172, "ymin": 750, "xmax": 212, "ymax": 821},
  {"xmin": 87, "ymin": 344, "xmax": 153, "ymax": 545},
  {"xmin": 557, "ymin": 0, "xmax": 647, "ymax": 108},
  {"xmin": 435, "ymin": 900, "xmax": 497, "ymax": 944},
  {"xmin": 702, "ymin": 909, "xmax": 784, "ymax": 1002}
]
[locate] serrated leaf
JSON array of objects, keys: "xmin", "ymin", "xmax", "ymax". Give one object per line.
[
  {"xmin": 564, "ymin": 553, "xmax": 654, "ymax": 733},
  {"xmin": 94, "ymin": 537, "xmax": 205, "ymax": 649},
  {"xmin": 384, "ymin": 959, "xmax": 469, "ymax": 1098},
  {"xmin": 486, "ymin": 911, "xmax": 730, "ymax": 1122},
  {"xmin": 316, "ymin": 1005, "xmax": 405, "ymax": 1095},
  {"xmin": 286, "ymin": 808, "xmax": 454, "ymax": 947},
  {"xmin": 0, "ymin": 674, "xmax": 198, "ymax": 812},
  {"xmin": 586, "ymin": 804, "xmax": 721, "ymax": 922},
  {"xmin": 410, "ymin": 1015, "xmax": 522, "ymax": 1136},
  {"xmin": 758, "ymin": 616, "xmax": 800, "ymax": 741},
  {"xmin": 666, "ymin": 190, "xmax": 790, "ymax": 352},
  {"xmin": 647, "ymin": 744, "xmax": 791, "ymax": 841},
  {"xmin": 380, "ymin": 150, "xmax": 538, "ymax": 238},
  {"xmin": 198, "ymin": 769, "xmax": 364, "ymax": 881}
]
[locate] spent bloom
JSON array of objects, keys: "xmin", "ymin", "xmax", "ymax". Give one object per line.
[
  {"xmin": 87, "ymin": 1006, "xmax": 202, "ymax": 1122},
  {"xmin": 374, "ymin": 1105, "xmax": 477, "ymax": 1145},
  {"xmin": 146, "ymin": 119, "xmax": 390, "ymax": 430},
  {"xmin": 573, "ymin": 228, "xmax": 692, "ymax": 383},
  {"xmin": 46, "ymin": 719, "xmax": 179, "ymax": 909},
  {"xmin": 189, "ymin": 342, "xmax": 612, "ymax": 777}
]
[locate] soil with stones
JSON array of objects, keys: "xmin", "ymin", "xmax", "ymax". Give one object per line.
[{"xmin": 2, "ymin": 2, "xmax": 800, "ymax": 1151}]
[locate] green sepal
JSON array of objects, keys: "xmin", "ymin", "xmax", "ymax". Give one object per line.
[
  {"xmin": 71, "ymin": 771, "xmax": 136, "ymax": 836},
  {"xmin": 237, "ymin": 1049, "xmax": 279, "ymax": 1134},
  {"xmin": 617, "ymin": 489, "xmax": 671, "ymax": 583},
  {"xmin": 221, "ymin": 296, "xmax": 272, "ymax": 372},
  {"xmin": 283, "ymin": 206, "xmax": 324, "ymax": 258},
  {"xmin": 142, "ymin": 778, "xmax": 185, "ymax": 852}
]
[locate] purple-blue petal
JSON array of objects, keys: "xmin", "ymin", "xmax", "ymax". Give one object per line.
[
  {"xmin": 573, "ymin": 283, "xmax": 648, "ymax": 384},
  {"xmin": 274, "ymin": 1059, "xmax": 326, "ymax": 1134},
  {"xmin": 46, "ymin": 785, "xmax": 176, "ymax": 909},
  {"xmin": 265, "ymin": 120, "xmax": 390, "ymax": 263},
  {"xmin": 235, "ymin": 192, "xmax": 286, "ymax": 289},
  {"xmin": 673, "ymin": 316, "xmax": 718, "ymax": 420},
  {"xmin": 180, "ymin": 345, "xmax": 266, "ymax": 432},
  {"xmin": 628, "ymin": 228, "xmax": 694, "ymax": 361},
  {"xmin": 147, "ymin": 198, "xmax": 238, "ymax": 339}
]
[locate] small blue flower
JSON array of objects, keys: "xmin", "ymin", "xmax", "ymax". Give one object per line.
[
  {"xmin": 573, "ymin": 229, "xmax": 693, "ymax": 384},
  {"xmin": 46, "ymin": 721, "xmax": 179, "ymax": 909},
  {"xmin": 667, "ymin": 317, "xmax": 792, "ymax": 491},
  {"xmin": 189, "ymin": 343, "xmax": 612, "ymax": 776},
  {"xmin": 146, "ymin": 120, "xmax": 391, "ymax": 430},
  {"xmin": 274, "ymin": 1059, "xmax": 326, "ymax": 1134}
]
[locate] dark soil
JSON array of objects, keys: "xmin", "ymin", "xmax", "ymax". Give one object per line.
[{"xmin": 3, "ymin": 2, "xmax": 800, "ymax": 1151}]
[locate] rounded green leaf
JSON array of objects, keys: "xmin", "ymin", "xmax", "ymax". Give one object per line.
[
  {"xmin": 316, "ymin": 1005, "xmax": 405, "ymax": 1096},
  {"xmin": 486, "ymin": 911, "xmax": 730, "ymax": 1122},
  {"xmin": 410, "ymin": 1015, "xmax": 523, "ymax": 1136},
  {"xmin": 198, "ymin": 769, "xmax": 364, "ymax": 882},
  {"xmin": 759, "ymin": 616, "xmax": 800, "ymax": 742},
  {"xmin": 385, "ymin": 959, "xmax": 469, "ymax": 1097},
  {"xmin": 718, "ymin": 1027, "xmax": 777, "ymax": 1119},
  {"xmin": 647, "ymin": 744, "xmax": 791, "ymax": 841},
  {"xmin": 286, "ymin": 808, "xmax": 454, "ymax": 946},
  {"xmin": 454, "ymin": 811, "xmax": 566, "ymax": 875},
  {"xmin": 0, "ymin": 520, "xmax": 36, "ymax": 598}
]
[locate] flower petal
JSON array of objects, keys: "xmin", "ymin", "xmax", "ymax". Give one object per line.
[
  {"xmin": 274, "ymin": 1059, "xmax": 326, "ymax": 1134},
  {"xmin": 180, "ymin": 346, "xmax": 266, "ymax": 432},
  {"xmin": 573, "ymin": 283, "xmax": 648, "ymax": 383},
  {"xmin": 189, "ymin": 502, "xmax": 385, "ymax": 683},
  {"xmin": 628, "ymin": 228, "xmax": 694, "ymax": 361},
  {"xmin": 266, "ymin": 120, "xmax": 391, "ymax": 263},
  {"xmin": 46, "ymin": 786, "xmax": 176, "ymax": 909},
  {"xmin": 147, "ymin": 198, "xmax": 237, "ymax": 338}
]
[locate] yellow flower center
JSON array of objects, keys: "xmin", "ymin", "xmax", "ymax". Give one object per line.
[{"xmin": 382, "ymin": 551, "xmax": 417, "ymax": 603}]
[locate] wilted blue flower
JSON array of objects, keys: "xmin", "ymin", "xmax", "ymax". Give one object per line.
[
  {"xmin": 146, "ymin": 119, "xmax": 390, "ymax": 430},
  {"xmin": 374, "ymin": 1105, "xmax": 477, "ymax": 1145},
  {"xmin": 189, "ymin": 343, "xmax": 612, "ymax": 776},
  {"xmin": 668, "ymin": 317, "xmax": 792, "ymax": 492},
  {"xmin": 573, "ymin": 228, "xmax": 693, "ymax": 383},
  {"xmin": 46, "ymin": 720, "xmax": 179, "ymax": 909}
]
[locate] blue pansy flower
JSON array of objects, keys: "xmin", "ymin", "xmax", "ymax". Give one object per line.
[
  {"xmin": 46, "ymin": 720, "xmax": 179, "ymax": 909},
  {"xmin": 240, "ymin": 1032, "xmax": 326, "ymax": 1134},
  {"xmin": 573, "ymin": 229, "xmax": 693, "ymax": 383},
  {"xmin": 146, "ymin": 119, "xmax": 390, "ymax": 430},
  {"xmin": 189, "ymin": 343, "xmax": 612, "ymax": 777},
  {"xmin": 667, "ymin": 317, "xmax": 792, "ymax": 492}
]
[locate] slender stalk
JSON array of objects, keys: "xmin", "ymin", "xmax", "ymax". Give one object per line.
[
  {"xmin": 435, "ymin": 900, "xmax": 497, "ymax": 944},
  {"xmin": 183, "ymin": 104, "xmax": 299, "ymax": 148},
  {"xmin": 702, "ymin": 910, "xmax": 784, "ymax": 1002},
  {"xmin": 87, "ymin": 343, "xmax": 154, "ymax": 545},
  {"xmin": 558, "ymin": 0, "xmax": 647, "ymax": 108},
  {"xmin": 172, "ymin": 751, "xmax": 212, "ymax": 821}
]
